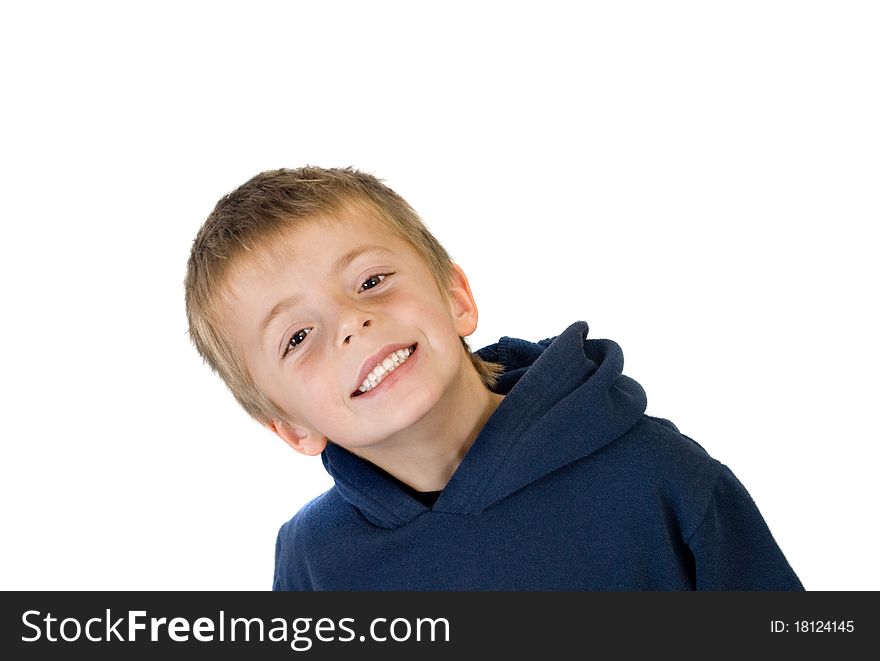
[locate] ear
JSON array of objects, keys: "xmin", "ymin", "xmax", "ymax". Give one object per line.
[
  {"xmin": 446, "ymin": 263, "xmax": 479, "ymax": 338},
  {"xmin": 264, "ymin": 419, "xmax": 328, "ymax": 456}
]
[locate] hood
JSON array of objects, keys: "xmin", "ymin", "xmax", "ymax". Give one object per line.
[{"xmin": 321, "ymin": 321, "xmax": 648, "ymax": 528}]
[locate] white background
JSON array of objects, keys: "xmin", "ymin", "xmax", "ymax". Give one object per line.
[{"xmin": 2, "ymin": 1, "xmax": 877, "ymax": 591}]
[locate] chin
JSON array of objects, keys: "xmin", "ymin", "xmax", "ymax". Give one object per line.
[{"xmin": 369, "ymin": 386, "xmax": 443, "ymax": 438}]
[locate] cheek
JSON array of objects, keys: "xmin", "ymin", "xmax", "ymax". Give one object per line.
[
  {"xmin": 263, "ymin": 358, "xmax": 329, "ymax": 423},
  {"xmin": 289, "ymin": 357, "xmax": 333, "ymax": 402},
  {"xmin": 390, "ymin": 289, "xmax": 456, "ymax": 328}
]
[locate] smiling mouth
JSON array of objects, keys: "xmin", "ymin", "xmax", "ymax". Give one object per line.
[{"xmin": 351, "ymin": 344, "xmax": 418, "ymax": 397}]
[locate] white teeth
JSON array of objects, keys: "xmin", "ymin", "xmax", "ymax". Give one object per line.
[{"xmin": 358, "ymin": 346, "xmax": 414, "ymax": 393}]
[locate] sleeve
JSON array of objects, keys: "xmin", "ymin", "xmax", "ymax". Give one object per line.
[{"xmin": 685, "ymin": 464, "xmax": 805, "ymax": 590}]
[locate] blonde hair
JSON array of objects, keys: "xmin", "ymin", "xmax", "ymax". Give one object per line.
[{"xmin": 185, "ymin": 166, "xmax": 503, "ymax": 423}]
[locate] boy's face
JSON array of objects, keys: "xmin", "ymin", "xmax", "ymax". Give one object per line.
[{"xmin": 221, "ymin": 207, "xmax": 480, "ymax": 456}]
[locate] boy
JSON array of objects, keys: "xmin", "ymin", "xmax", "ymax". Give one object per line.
[{"xmin": 185, "ymin": 166, "xmax": 803, "ymax": 590}]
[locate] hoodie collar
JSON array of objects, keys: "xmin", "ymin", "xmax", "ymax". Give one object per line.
[{"xmin": 322, "ymin": 321, "xmax": 647, "ymax": 528}]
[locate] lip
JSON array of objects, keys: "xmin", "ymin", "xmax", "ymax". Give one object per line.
[{"xmin": 351, "ymin": 342, "xmax": 418, "ymax": 397}]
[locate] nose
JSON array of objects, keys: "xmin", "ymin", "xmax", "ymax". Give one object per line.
[{"xmin": 338, "ymin": 305, "xmax": 373, "ymax": 346}]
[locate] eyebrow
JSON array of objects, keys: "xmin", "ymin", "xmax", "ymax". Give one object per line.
[{"xmin": 259, "ymin": 245, "xmax": 394, "ymax": 346}]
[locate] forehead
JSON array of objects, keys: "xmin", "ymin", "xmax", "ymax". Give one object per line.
[
  {"xmin": 219, "ymin": 208, "xmax": 415, "ymax": 323},
  {"xmin": 233, "ymin": 206, "xmax": 397, "ymax": 272}
]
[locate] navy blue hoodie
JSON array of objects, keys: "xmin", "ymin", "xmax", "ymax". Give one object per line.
[{"xmin": 273, "ymin": 321, "xmax": 803, "ymax": 590}]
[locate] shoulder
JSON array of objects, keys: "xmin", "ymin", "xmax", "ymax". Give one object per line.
[
  {"xmin": 276, "ymin": 486, "xmax": 354, "ymax": 545},
  {"xmin": 273, "ymin": 487, "xmax": 357, "ymax": 590},
  {"xmin": 610, "ymin": 415, "xmax": 727, "ymax": 534},
  {"xmin": 619, "ymin": 414, "xmax": 721, "ymax": 472}
]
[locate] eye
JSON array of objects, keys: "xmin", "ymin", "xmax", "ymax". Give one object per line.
[
  {"xmin": 282, "ymin": 327, "xmax": 311, "ymax": 358},
  {"xmin": 359, "ymin": 272, "xmax": 394, "ymax": 292}
]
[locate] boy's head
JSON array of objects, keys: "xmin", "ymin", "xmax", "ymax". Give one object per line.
[{"xmin": 185, "ymin": 167, "xmax": 501, "ymax": 454}]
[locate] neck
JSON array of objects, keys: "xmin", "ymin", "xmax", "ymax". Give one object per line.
[{"xmin": 351, "ymin": 359, "xmax": 504, "ymax": 493}]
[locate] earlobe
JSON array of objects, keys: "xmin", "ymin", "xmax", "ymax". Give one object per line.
[
  {"xmin": 447, "ymin": 263, "xmax": 479, "ymax": 337},
  {"xmin": 265, "ymin": 419, "xmax": 328, "ymax": 456}
]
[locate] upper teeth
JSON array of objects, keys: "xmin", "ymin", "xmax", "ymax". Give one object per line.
[{"xmin": 358, "ymin": 347, "xmax": 413, "ymax": 393}]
